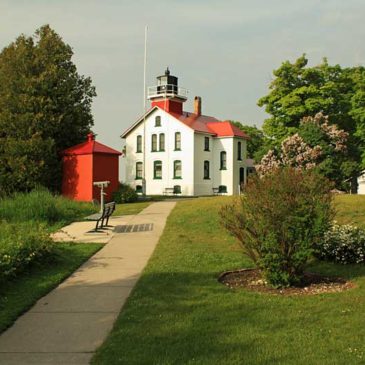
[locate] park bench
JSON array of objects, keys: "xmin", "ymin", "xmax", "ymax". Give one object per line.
[
  {"xmin": 164, "ymin": 185, "xmax": 181, "ymax": 196},
  {"xmin": 212, "ymin": 185, "xmax": 227, "ymax": 196},
  {"xmin": 85, "ymin": 201, "xmax": 116, "ymax": 231}
]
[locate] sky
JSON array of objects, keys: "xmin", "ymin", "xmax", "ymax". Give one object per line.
[{"xmin": 1, "ymin": 0, "xmax": 365, "ymax": 156}]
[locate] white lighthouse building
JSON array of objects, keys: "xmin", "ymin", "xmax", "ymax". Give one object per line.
[{"xmin": 121, "ymin": 69, "xmax": 248, "ymax": 196}]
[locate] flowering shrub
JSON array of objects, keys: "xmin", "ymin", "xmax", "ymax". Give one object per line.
[
  {"xmin": 257, "ymin": 113, "xmax": 348, "ymax": 177},
  {"xmin": 0, "ymin": 222, "xmax": 54, "ymax": 282},
  {"xmin": 317, "ymin": 223, "xmax": 365, "ymax": 264},
  {"xmin": 220, "ymin": 168, "xmax": 334, "ymax": 288}
]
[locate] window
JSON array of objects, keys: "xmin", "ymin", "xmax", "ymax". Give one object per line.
[
  {"xmin": 237, "ymin": 141, "xmax": 242, "ymax": 160},
  {"xmin": 175, "ymin": 132, "xmax": 181, "ymax": 150},
  {"xmin": 151, "ymin": 134, "xmax": 157, "ymax": 152},
  {"xmin": 204, "ymin": 160, "xmax": 210, "ymax": 179},
  {"xmin": 174, "ymin": 160, "xmax": 182, "ymax": 179},
  {"xmin": 220, "ymin": 151, "xmax": 227, "ymax": 170},
  {"xmin": 159, "ymin": 133, "xmax": 165, "ymax": 151},
  {"xmin": 154, "ymin": 160, "xmax": 162, "ymax": 179},
  {"xmin": 173, "ymin": 185, "xmax": 181, "ymax": 194},
  {"xmin": 136, "ymin": 185, "xmax": 143, "ymax": 193},
  {"xmin": 136, "ymin": 162, "xmax": 143, "ymax": 179},
  {"xmin": 204, "ymin": 136, "xmax": 210, "ymax": 151},
  {"xmin": 155, "ymin": 116, "xmax": 161, "ymax": 127},
  {"xmin": 136, "ymin": 135, "xmax": 142, "ymax": 153}
]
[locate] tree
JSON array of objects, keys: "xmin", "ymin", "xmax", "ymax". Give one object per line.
[
  {"xmin": 0, "ymin": 25, "xmax": 96, "ymax": 195},
  {"xmin": 258, "ymin": 55, "xmax": 357, "ymax": 140},
  {"xmin": 258, "ymin": 55, "xmax": 364, "ymax": 187},
  {"xmin": 231, "ymin": 122, "xmax": 269, "ymax": 162}
]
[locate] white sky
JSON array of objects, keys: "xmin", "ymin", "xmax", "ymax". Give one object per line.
[{"xmin": 1, "ymin": 0, "xmax": 365, "ymax": 155}]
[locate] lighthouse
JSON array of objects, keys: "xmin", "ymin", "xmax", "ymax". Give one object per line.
[{"xmin": 147, "ymin": 67, "xmax": 188, "ymax": 114}]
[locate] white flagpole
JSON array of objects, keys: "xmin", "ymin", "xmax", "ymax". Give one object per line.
[{"xmin": 142, "ymin": 25, "xmax": 148, "ymax": 195}]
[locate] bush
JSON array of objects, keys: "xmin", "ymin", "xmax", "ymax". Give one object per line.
[
  {"xmin": 0, "ymin": 187, "xmax": 96, "ymax": 225},
  {"xmin": 220, "ymin": 168, "xmax": 334, "ymax": 287},
  {"xmin": 317, "ymin": 223, "xmax": 365, "ymax": 264},
  {"xmin": 0, "ymin": 222, "xmax": 54, "ymax": 283},
  {"xmin": 112, "ymin": 183, "xmax": 138, "ymax": 203}
]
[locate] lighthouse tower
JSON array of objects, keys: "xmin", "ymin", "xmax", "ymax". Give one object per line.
[{"xmin": 147, "ymin": 68, "xmax": 188, "ymax": 114}]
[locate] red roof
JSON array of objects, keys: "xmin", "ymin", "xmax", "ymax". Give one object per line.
[
  {"xmin": 168, "ymin": 111, "xmax": 248, "ymax": 138},
  {"xmin": 121, "ymin": 107, "xmax": 249, "ymax": 139},
  {"xmin": 62, "ymin": 134, "xmax": 121, "ymax": 156}
]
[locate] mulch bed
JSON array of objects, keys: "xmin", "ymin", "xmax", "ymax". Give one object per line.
[{"xmin": 218, "ymin": 268, "xmax": 355, "ymax": 295}]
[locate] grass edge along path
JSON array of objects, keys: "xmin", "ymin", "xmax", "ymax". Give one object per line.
[
  {"xmin": 0, "ymin": 242, "xmax": 102, "ymax": 334},
  {"xmin": 93, "ymin": 196, "xmax": 365, "ymax": 365}
]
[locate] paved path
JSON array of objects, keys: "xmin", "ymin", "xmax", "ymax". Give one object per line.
[
  {"xmin": 0, "ymin": 201, "xmax": 176, "ymax": 365},
  {"xmin": 51, "ymin": 214, "xmax": 137, "ymax": 244}
]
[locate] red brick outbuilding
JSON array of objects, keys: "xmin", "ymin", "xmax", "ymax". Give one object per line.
[{"xmin": 62, "ymin": 133, "xmax": 121, "ymax": 202}]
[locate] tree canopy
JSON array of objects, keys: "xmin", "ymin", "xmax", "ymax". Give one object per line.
[
  {"xmin": 0, "ymin": 25, "xmax": 96, "ymax": 195},
  {"xmin": 258, "ymin": 55, "xmax": 365, "ymax": 187},
  {"xmin": 231, "ymin": 122, "xmax": 269, "ymax": 162}
]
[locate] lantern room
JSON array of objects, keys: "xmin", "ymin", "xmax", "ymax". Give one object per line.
[
  {"xmin": 62, "ymin": 133, "xmax": 121, "ymax": 202},
  {"xmin": 147, "ymin": 67, "xmax": 188, "ymax": 114}
]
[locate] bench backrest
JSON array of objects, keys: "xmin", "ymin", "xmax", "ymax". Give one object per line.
[{"xmin": 101, "ymin": 202, "xmax": 116, "ymax": 218}]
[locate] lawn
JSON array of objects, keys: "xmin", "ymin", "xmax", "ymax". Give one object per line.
[
  {"xmin": 0, "ymin": 242, "xmax": 102, "ymax": 334},
  {"xmin": 93, "ymin": 195, "xmax": 365, "ymax": 365},
  {"xmin": 114, "ymin": 201, "xmax": 151, "ymax": 216},
  {"xmin": 334, "ymin": 194, "xmax": 365, "ymax": 228}
]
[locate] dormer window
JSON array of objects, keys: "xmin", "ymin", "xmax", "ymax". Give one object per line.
[{"xmin": 155, "ymin": 116, "xmax": 161, "ymax": 127}]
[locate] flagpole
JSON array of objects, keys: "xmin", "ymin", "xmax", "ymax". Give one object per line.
[{"xmin": 142, "ymin": 25, "xmax": 148, "ymax": 195}]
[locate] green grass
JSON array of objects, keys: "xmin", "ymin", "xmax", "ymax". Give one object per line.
[
  {"xmin": 0, "ymin": 188, "xmax": 97, "ymax": 231},
  {"xmin": 93, "ymin": 196, "xmax": 365, "ymax": 365},
  {"xmin": 0, "ymin": 242, "xmax": 101, "ymax": 333},
  {"xmin": 114, "ymin": 201, "xmax": 151, "ymax": 216},
  {"xmin": 334, "ymin": 194, "xmax": 365, "ymax": 228}
]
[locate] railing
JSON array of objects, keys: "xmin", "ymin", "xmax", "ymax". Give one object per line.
[{"xmin": 147, "ymin": 85, "xmax": 188, "ymax": 99}]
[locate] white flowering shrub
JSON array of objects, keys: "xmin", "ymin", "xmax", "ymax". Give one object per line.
[{"xmin": 317, "ymin": 223, "xmax": 365, "ymax": 264}]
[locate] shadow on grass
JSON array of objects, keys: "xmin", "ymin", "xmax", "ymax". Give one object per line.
[{"xmin": 92, "ymin": 264, "xmax": 365, "ymax": 365}]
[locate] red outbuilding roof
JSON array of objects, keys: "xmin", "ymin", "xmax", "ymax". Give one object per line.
[
  {"xmin": 62, "ymin": 133, "xmax": 122, "ymax": 156},
  {"xmin": 121, "ymin": 107, "xmax": 249, "ymax": 139}
]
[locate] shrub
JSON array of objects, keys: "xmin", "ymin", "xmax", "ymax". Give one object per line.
[
  {"xmin": 112, "ymin": 183, "xmax": 138, "ymax": 203},
  {"xmin": 0, "ymin": 221, "xmax": 54, "ymax": 282},
  {"xmin": 220, "ymin": 167, "xmax": 334, "ymax": 287},
  {"xmin": 0, "ymin": 187, "xmax": 96, "ymax": 225},
  {"xmin": 317, "ymin": 223, "xmax": 365, "ymax": 264}
]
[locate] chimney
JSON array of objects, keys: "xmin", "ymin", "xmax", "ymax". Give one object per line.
[
  {"xmin": 87, "ymin": 132, "xmax": 95, "ymax": 142},
  {"xmin": 194, "ymin": 96, "xmax": 201, "ymax": 116}
]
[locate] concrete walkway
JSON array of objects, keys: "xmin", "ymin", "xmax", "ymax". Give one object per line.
[{"xmin": 0, "ymin": 201, "xmax": 176, "ymax": 365}]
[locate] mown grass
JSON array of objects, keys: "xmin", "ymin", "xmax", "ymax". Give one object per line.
[
  {"xmin": 0, "ymin": 242, "xmax": 102, "ymax": 334},
  {"xmin": 334, "ymin": 194, "xmax": 365, "ymax": 229},
  {"xmin": 114, "ymin": 201, "xmax": 151, "ymax": 216},
  {"xmin": 93, "ymin": 196, "xmax": 365, "ymax": 365}
]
